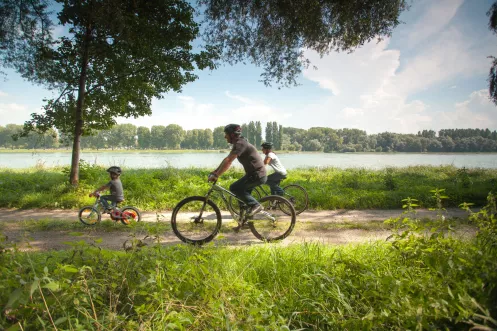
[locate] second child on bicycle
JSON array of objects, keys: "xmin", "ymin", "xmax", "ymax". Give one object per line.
[
  {"xmin": 90, "ymin": 166, "xmax": 124, "ymax": 213},
  {"xmin": 261, "ymin": 142, "xmax": 288, "ymax": 196},
  {"xmin": 208, "ymin": 124, "xmax": 267, "ymax": 219}
]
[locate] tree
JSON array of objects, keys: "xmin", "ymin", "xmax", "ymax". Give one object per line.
[
  {"xmin": 265, "ymin": 122, "xmax": 273, "ymax": 143},
  {"xmin": 0, "ymin": 0, "xmax": 52, "ymax": 74},
  {"xmin": 137, "ymin": 126, "xmax": 151, "ymax": 149},
  {"xmin": 199, "ymin": 0, "xmax": 408, "ymax": 87},
  {"xmin": 255, "ymin": 121, "xmax": 262, "ymax": 147},
  {"xmin": 248, "ymin": 121, "xmax": 256, "ymax": 145},
  {"xmin": 14, "ymin": 0, "xmax": 216, "ymax": 185},
  {"xmin": 488, "ymin": 1, "xmax": 497, "ymax": 105},
  {"xmin": 164, "ymin": 124, "xmax": 185, "ymax": 149},
  {"xmin": 212, "ymin": 126, "xmax": 226, "ymax": 149},
  {"xmin": 151, "ymin": 125, "xmax": 166, "ymax": 149},
  {"xmin": 200, "ymin": 129, "xmax": 213, "ymax": 149},
  {"xmin": 272, "ymin": 122, "xmax": 279, "ymax": 149}
]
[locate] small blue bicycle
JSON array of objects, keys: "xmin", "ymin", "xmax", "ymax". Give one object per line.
[{"xmin": 78, "ymin": 192, "xmax": 141, "ymax": 225}]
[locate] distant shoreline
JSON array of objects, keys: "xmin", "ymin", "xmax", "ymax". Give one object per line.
[{"xmin": 1, "ymin": 149, "xmax": 497, "ymax": 155}]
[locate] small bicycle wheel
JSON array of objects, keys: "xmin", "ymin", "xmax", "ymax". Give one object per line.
[
  {"xmin": 171, "ymin": 196, "xmax": 222, "ymax": 245},
  {"xmin": 120, "ymin": 207, "xmax": 142, "ymax": 225},
  {"xmin": 79, "ymin": 206, "xmax": 101, "ymax": 225},
  {"xmin": 249, "ymin": 195, "xmax": 296, "ymax": 242},
  {"xmin": 228, "ymin": 189, "xmax": 262, "ymax": 216},
  {"xmin": 281, "ymin": 184, "xmax": 309, "ymax": 215}
]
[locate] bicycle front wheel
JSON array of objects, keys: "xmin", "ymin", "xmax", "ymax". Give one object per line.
[
  {"xmin": 120, "ymin": 207, "xmax": 142, "ymax": 225},
  {"xmin": 171, "ymin": 196, "xmax": 222, "ymax": 245},
  {"xmin": 249, "ymin": 196, "xmax": 296, "ymax": 242},
  {"xmin": 78, "ymin": 206, "xmax": 101, "ymax": 225},
  {"xmin": 282, "ymin": 184, "xmax": 309, "ymax": 215}
]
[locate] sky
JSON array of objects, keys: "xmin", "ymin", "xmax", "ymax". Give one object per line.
[{"xmin": 1, "ymin": 0, "xmax": 496, "ymax": 135}]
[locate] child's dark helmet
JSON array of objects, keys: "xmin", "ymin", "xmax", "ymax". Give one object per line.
[{"xmin": 107, "ymin": 166, "xmax": 122, "ymax": 175}]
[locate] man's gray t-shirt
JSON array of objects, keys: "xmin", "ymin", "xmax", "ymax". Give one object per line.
[
  {"xmin": 231, "ymin": 137, "xmax": 266, "ymax": 178},
  {"xmin": 106, "ymin": 179, "xmax": 124, "ymax": 201}
]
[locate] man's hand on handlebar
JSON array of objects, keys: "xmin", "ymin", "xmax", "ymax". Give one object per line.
[{"xmin": 208, "ymin": 172, "xmax": 218, "ymax": 182}]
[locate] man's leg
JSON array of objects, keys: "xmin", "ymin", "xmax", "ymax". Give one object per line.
[
  {"xmin": 230, "ymin": 174, "xmax": 266, "ymax": 214},
  {"xmin": 266, "ymin": 173, "xmax": 286, "ymax": 196}
]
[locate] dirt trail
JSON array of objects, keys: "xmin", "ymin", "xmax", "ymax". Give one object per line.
[{"xmin": 0, "ymin": 208, "xmax": 473, "ymax": 251}]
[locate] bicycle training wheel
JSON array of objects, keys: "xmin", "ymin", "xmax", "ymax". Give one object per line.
[
  {"xmin": 78, "ymin": 206, "xmax": 101, "ymax": 225},
  {"xmin": 120, "ymin": 207, "xmax": 142, "ymax": 225},
  {"xmin": 228, "ymin": 189, "xmax": 261, "ymax": 216},
  {"xmin": 249, "ymin": 195, "xmax": 296, "ymax": 242},
  {"xmin": 281, "ymin": 184, "xmax": 309, "ymax": 215},
  {"xmin": 171, "ymin": 196, "xmax": 222, "ymax": 245}
]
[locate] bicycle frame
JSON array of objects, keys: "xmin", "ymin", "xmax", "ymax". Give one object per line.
[
  {"xmin": 204, "ymin": 181, "xmax": 276, "ymax": 223},
  {"xmin": 205, "ymin": 182, "xmax": 247, "ymax": 220}
]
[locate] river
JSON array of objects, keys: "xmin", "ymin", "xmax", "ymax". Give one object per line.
[{"xmin": 1, "ymin": 151, "xmax": 496, "ymax": 169}]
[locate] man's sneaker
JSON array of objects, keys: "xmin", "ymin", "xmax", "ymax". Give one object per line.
[
  {"xmin": 232, "ymin": 222, "xmax": 250, "ymax": 232},
  {"xmin": 247, "ymin": 204, "xmax": 263, "ymax": 217}
]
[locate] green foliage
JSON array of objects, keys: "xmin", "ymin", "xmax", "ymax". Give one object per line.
[
  {"xmin": 383, "ymin": 168, "xmax": 397, "ymax": 191},
  {"xmin": 0, "ymin": 235, "xmax": 496, "ymax": 329},
  {"xmin": 1, "ymin": 165, "xmax": 497, "ymax": 210},
  {"xmin": 456, "ymin": 166, "xmax": 473, "ymax": 188}
]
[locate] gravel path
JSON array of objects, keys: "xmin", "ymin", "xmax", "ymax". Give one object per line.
[{"xmin": 0, "ymin": 208, "xmax": 473, "ymax": 251}]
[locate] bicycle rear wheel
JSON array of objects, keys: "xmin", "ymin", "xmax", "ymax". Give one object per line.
[
  {"xmin": 281, "ymin": 184, "xmax": 309, "ymax": 215},
  {"xmin": 171, "ymin": 196, "xmax": 222, "ymax": 245},
  {"xmin": 120, "ymin": 207, "xmax": 142, "ymax": 225},
  {"xmin": 79, "ymin": 206, "xmax": 101, "ymax": 225},
  {"xmin": 249, "ymin": 196, "xmax": 296, "ymax": 242}
]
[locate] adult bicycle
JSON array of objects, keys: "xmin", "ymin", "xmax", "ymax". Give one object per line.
[
  {"xmin": 171, "ymin": 180, "xmax": 296, "ymax": 245},
  {"xmin": 228, "ymin": 183, "xmax": 309, "ymax": 215},
  {"xmin": 78, "ymin": 192, "xmax": 141, "ymax": 225}
]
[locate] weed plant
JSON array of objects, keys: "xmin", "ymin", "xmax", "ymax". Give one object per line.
[
  {"xmin": 0, "ymin": 165, "xmax": 496, "ymax": 210},
  {"xmin": 1, "ymin": 230, "xmax": 496, "ymax": 329}
]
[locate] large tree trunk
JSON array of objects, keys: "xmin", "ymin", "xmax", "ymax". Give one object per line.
[{"xmin": 69, "ymin": 24, "xmax": 92, "ymax": 186}]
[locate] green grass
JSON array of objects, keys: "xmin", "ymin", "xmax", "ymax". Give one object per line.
[
  {"xmin": 1, "ymin": 237, "xmax": 496, "ymax": 330},
  {"xmin": 0, "ymin": 165, "xmax": 496, "ymax": 210}
]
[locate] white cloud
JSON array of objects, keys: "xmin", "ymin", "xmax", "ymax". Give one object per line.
[
  {"xmin": 0, "ymin": 103, "xmax": 34, "ymax": 125},
  {"xmin": 406, "ymin": 0, "xmax": 464, "ymax": 47},
  {"xmin": 295, "ymin": 0, "xmax": 497, "ymax": 134},
  {"xmin": 432, "ymin": 90, "xmax": 497, "ymax": 130},
  {"xmin": 0, "ymin": 91, "xmax": 8, "ymax": 97},
  {"xmin": 117, "ymin": 92, "xmax": 292, "ymax": 131}
]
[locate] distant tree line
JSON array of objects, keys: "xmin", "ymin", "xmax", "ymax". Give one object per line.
[{"xmin": 1, "ymin": 123, "xmax": 497, "ymax": 152}]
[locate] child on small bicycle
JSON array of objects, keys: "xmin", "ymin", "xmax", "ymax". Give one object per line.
[
  {"xmin": 261, "ymin": 142, "xmax": 287, "ymax": 196},
  {"xmin": 90, "ymin": 166, "xmax": 124, "ymax": 213}
]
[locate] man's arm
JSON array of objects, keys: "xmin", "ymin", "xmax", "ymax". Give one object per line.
[
  {"xmin": 209, "ymin": 153, "xmax": 238, "ymax": 180},
  {"xmin": 264, "ymin": 155, "xmax": 272, "ymax": 165}
]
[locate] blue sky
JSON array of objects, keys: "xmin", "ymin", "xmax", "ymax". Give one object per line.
[{"xmin": 1, "ymin": 0, "xmax": 496, "ymax": 134}]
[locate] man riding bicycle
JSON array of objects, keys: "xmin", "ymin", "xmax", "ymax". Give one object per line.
[{"xmin": 208, "ymin": 124, "xmax": 267, "ymax": 222}]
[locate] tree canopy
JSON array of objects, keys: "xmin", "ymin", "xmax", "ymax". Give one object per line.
[
  {"xmin": 199, "ymin": 0, "xmax": 409, "ymax": 86},
  {"xmin": 0, "ymin": 0, "xmax": 52, "ymax": 75}
]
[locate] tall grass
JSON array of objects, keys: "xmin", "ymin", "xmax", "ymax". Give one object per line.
[
  {"xmin": 1, "ymin": 238, "xmax": 496, "ymax": 330},
  {"xmin": 0, "ymin": 164, "xmax": 496, "ymax": 210}
]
